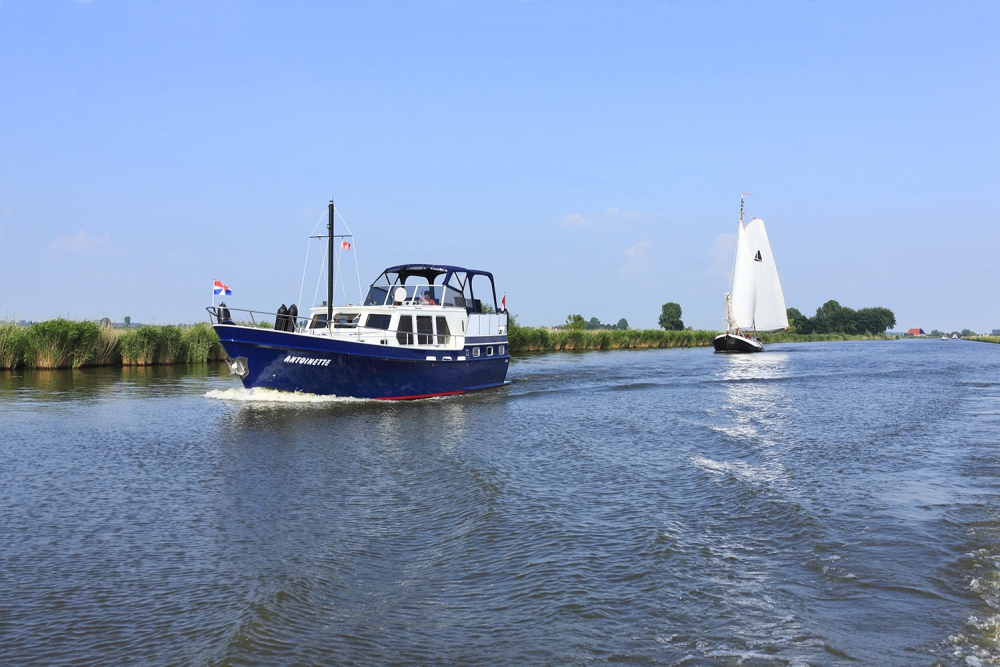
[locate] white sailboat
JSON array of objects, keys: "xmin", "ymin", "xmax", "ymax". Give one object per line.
[{"xmin": 713, "ymin": 194, "xmax": 789, "ymax": 353}]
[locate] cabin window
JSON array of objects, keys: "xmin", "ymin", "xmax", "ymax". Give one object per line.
[
  {"xmin": 499, "ymin": 345, "xmax": 505, "ymax": 355},
  {"xmin": 396, "ymin": 315, "xmax": 413, "ymax": 345},
  {"xmin": 487, "ymin": 346, "xmax": 494, "ymax": 356},
  {"xmin": 470, "ymin": 274, "xmax": 496, "ymax": 313},
  {"xmin": 416, "ymin": 316, "xmax": 433, "ymax": 345},
  {"xmin": 472, "ymin": 347, "xmax": 480, "ymax": 357},
  {"xmin": 309, "ymin": 313, "xmax": 328, "ymax": 329},
  {"xmin": 365, "ymin": 286, "xmax": 389, "ymax": 306},
  {"xmin": 366, "ymin": 314, "xmax": 391, "ymax": 330},
  {"xmin": 333, "ymin": 313, "xmax": 360, "ymax": 328},
  {"xmin": 443, "ymin": 271, "xmax": 468, "ymax": 308},
  {"xmin": 436, "ymin": 317, "xmax": 450, "ymax": 344}
]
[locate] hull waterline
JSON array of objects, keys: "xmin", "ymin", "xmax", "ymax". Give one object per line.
[{"xmin": 712, "ymin": 333, "xmax": 764, "ymax": 353}]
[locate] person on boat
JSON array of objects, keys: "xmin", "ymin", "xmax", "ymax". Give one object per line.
[{"xmin": 420, "ymin": 290, "xmax": 436, "ymax": 305}]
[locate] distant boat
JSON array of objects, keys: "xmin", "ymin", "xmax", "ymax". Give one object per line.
[
  {"xmin": 953, "ymin": 333, "xmax": 959, "ymax": 339},
  {"xmin": 713, "ymin": 194, "xmax": 789, "ymax": 353},
  {"xmin": 942, "ymin": 334, "xmax": 948, "ymax": 340}
]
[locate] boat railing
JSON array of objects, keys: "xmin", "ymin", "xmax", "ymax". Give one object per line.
[
  {"xmin": 207, "ymin": 305, "xmax": 313, "ymax": 330},
  {"xmin": 206, "ymin": 305, "xmax": 466, "ymax": 347}
]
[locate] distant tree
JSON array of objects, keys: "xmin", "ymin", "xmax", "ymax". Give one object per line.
[
  {"xmin": 565, "ymin": 314, "xmax": 586, "ymax": 330},
  {"xmin": 786, "ymin": 307, "xmax": 810, "ymax": 334},
  {"xmin": 961, "ymin": 329, "xmax": 975, "ymax": 338},
  {"xmin": 993, "ymin": 329, "xmax": 1000, "ymax": 337},
  {"xmin": 616, "ymin": 318, "xmax": 629, "ymax": 330},
  {"xmin": 786, "ymin": 302, "xmax": 895, "ymax": 335},
  {"xmin": 930, "ymin": 330, "xmax": 943, "ymax": 337},
  {"xmin": 124, "ymin": 315, "xmax": 131, "ymax": 329},
  {"xmin": 855, "ymin": 307, "xmax": 896, "ymax": 334},
  {"xmin": 811, "ymin": 300, "xmax": 851, "ymax": 334},
  {"xmin": 586, "ymin": 317, "xmax": 602, "ymax": 330},
  {"xmin": 658, "ymin": 303, "xmax": 684, "ymax": 330}
]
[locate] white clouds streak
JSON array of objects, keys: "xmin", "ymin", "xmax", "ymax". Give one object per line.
[
  {"xmin": 47, "ymin": 231, "xmax": 112, "ymax": 255},
  {"xmin": 619, "ymin": 234, "xmax": 652, "ymax": 278},
  {"xmin": 557, "ymin": 207, "xmax": 644, "ymax": 232}
]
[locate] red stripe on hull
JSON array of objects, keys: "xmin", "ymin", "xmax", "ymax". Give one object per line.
[
  {"xmin": 375, "ymin": 389, "xmax": 468, "ymax": 401},
  {"xmin": 375, "ymin": 383, "xmax": 506, "ymax": 401}
]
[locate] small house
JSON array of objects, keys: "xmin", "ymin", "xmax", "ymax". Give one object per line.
[{"xmin": 905, "ymin": 328, "xmax": 925, "ymax": 336}]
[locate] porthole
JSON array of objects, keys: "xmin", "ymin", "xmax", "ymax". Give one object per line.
[
  {"xmin": 499, "ymin": 345, "xmax": 505, "ymax": 355},
  {"xmin": 473, "ymin": 347, "xmax": 480, "ymax": 357},
  {"xmin": 487, "ymin": 346, "xmax": 494, "ymax": 356}
]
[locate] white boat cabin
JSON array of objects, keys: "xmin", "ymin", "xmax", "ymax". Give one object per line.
[{"xmin": 301, "ymin": 264, "xmax": 507, "ymax": 352}]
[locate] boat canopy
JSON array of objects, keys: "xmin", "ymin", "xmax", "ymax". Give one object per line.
[{"xmin": 365, "ymin": 264, "xmax": 498, "ymax": 312}]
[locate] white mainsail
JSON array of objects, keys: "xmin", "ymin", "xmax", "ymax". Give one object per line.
[
  {"xmin": 726, "ymin": 216, "xmax": 788, "ymax": 333},
  {"xmin": 729, "ymin": 220, "xmax": 756, "ymax": 330},
  {"xmin": 744, "ymin": 218, "xmax": 788, "ymax": 332}
]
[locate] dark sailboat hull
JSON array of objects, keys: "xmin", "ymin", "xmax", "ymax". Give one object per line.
[{"xmin": 712, "ymin": 333, "xmax": 764, "ymax": 353}]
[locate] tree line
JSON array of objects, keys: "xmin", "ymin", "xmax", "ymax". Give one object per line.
[
  {"xmin": 786, "ymin": 300, "xmax": 895, "ymax": 335},
  {"xmin": 563, "ymin": 314, "xmax": 630, "ymax": 330},
  {"xmin": 560, "ymin": 299, "xmax": 895, "ymax": 335},
  {"xmin": 655, "ymin": 300, "xmax": 894, "ymax": 335}
]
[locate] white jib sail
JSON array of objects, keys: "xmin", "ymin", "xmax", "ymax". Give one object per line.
[
  {"xmin": 729, "ymin": 220, "xmax": 756, "ymax": 330},
  {"xmin": 744, "ymin": 218, "xmax": 788, "ymax": 331}
]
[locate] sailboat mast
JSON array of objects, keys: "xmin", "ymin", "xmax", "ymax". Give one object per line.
[{"xmin": 327, "ymin": 199, "xmax": 334, "ymax": 328}]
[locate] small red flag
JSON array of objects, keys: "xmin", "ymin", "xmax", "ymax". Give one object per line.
[
  {"xmin": 501, "ymin": 293, "xmax": 506, "ymax": 310},
  {"xmin": 341, "ymin": 240, "xmax": 351, "ymax": 250}
]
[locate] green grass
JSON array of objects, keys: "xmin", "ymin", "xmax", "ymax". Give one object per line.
[
  {"xmin": 757, "ymin": 331, "xmax": 890, "ymax": 343},
  {"xmin": 967, "ymin": 336, "xmax": 1000, "ymax": 345},
  {"xmin": 508, "ymin": 326, "xmax": 718, "ymax": 352},
  {"xmin": 508, "ymin": 325, "xmax": 892, "ymax": 353},
  {"xmin": 0, "ymin": 320, "xmax": 225, "ymax": 369}
]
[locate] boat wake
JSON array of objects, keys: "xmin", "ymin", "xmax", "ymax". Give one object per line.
[{"xmin": 204, "ymin": 387, "xmax": 367, "ymax": 404}]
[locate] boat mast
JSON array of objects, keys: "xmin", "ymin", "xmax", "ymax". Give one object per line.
[{"xmin": 327, "ymin": 198, "xmax": 334, "ymax": 328}]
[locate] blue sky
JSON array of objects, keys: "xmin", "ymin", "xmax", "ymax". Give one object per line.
[{"xmin": 1, "ymin": 1, "xmax": 997, "ymax": 331}]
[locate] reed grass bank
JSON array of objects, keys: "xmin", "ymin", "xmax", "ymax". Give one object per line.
[
  {"xmin": 757, "ymin": 331, "xmax": 890, "ymax": 343},
  {"xmin": 508, "ymin": 326, "xmax": 717, "ymax": 352},
  {"xmin": 0, "ymin": 320, "xmax": 225, "ymax": 370},
  {"xmin": 508, "ymin": 325, "xmax": 891, "ymax": 352},
  {"xmin": 967, "ymin": 336, "xmax": 1000, "ymax": 345}
]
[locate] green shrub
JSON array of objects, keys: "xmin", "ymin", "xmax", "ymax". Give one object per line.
[
  {"xmin": 182, "ymin": 323, "xmax": 224, "ymax": 362},
  {"xmin": 22, "ymin": 319, "xmax": 104, "ymax": 369},
  {"xmin": 0, "ymin": 323, "xmax": 26, "ymax": 369}
]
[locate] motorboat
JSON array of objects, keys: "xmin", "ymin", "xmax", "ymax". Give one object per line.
[{"xmin": 208, "ymin": 201, "xmax": 510, "ymax": 399}]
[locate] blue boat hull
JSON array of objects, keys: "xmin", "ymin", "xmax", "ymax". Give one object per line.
[{"xmin": 213, "ymin": 325, "xmax": 510, "ymax": 399}]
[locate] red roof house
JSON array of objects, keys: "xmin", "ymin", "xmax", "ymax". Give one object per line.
[{"xmin": 906, "ymin": 328, "xmax": 925, "ymax": 336}]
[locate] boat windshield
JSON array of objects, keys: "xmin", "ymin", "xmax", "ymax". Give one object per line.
[{"xmin": 363, "ymin": 266, "xmax": 496, "ymax": 311}]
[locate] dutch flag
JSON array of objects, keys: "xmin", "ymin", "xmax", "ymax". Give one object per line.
[{"xmin": 213, "ymin": 280, "xmax": 232, "ymax": 296}]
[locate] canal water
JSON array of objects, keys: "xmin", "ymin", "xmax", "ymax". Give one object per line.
[{"xmin": 2, "ymin": 340, "xmax": 999, "ymax": 666}]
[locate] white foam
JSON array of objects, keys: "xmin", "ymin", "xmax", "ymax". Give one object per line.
[
  {"xmin": 690, "ymin": 455, "xmax": 788, "ymax": 488},
  {"xmin": 204, "ymin": 387, "xmax": 368, "ymax": 403}
]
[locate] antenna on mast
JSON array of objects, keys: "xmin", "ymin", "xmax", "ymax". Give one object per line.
[{"xmin": 740, "ymin": 192, "xmax": 754, "ymax": 225}]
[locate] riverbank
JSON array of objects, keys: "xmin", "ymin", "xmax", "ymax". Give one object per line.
[
  {"xmin": 507, "ymin": 326, "xmax": 890, "ymax": 352},
  {"xmin": 0, "ymin": 319, "xmax": 895, "ymax": 369},
  {"xmin": 967, "ymin": 336, "xmax": 1000, "ymax": 345},
  {"xmin": 0, "ymin": 320, "xmax": 224, "ymax": 369}
]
